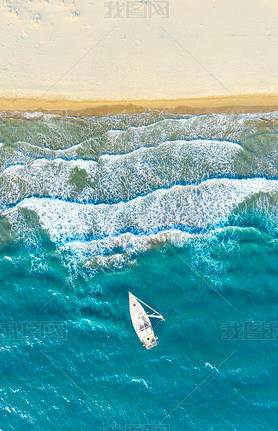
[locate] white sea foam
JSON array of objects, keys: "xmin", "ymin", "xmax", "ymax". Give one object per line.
[
  {"xmin": 61, "ymin": 230, "xmax": 193, "ymax": 260},
  {"xmin": 9, "ymin": 111, "xmax": 60, "ymax": 120},
  {"xmin": 0, "ymin": 139, "xmax": 244, "ymax": 204},
  {"xmin": 1, "ymin": 113, "xmax": 278, "ymax": 272},
  {"xmin": 205, "ymin": 362, "xmax": 219, "ymax": 371},
  {"xmin": 3, "ymin": 256, "xmax": 13, "ymax": 261},
  {"xmin": 58, "ymin": 230, "xmax": 195, "ymax": 271},
  {"xmin": 1, "ymin": 163, "xmax": 25, "ymax": 174},
  {"xmin": 93, "ymin": 114, "xmax": 270, "ymax": 155},
  {"xmin": 99, "ymin": 139, "xmax": 243, "ymax": 162},
  {"xmin": 5, "ymin": 178, "xmax": 278, "ymax": 246},
  {"xmin": 11, "ymin": 141, "xmax": 82, "ymax": 159}
]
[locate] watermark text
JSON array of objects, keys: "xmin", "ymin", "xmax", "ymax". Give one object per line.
[
  {"xmin": 103, "ymin": 425, "xmax": 170, "ymax": 431},
  {"xmin": 0, "ymin": 321, "xmax": 67, "ymax": 340},
  {"xmin": 104, "ymin": 1, "xmax": 169, "ymax": 19},
  {"xmin": 221, "ymin": 321, "xmax": 278, "ymax": 340}
]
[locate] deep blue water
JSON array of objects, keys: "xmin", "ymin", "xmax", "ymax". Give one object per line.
[{"xmin": 0, "ymin": 112, "xmax": 278, "ymax": 430}]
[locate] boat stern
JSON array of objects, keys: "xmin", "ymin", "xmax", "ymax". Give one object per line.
[{"xmin": 143, "ymin": 337, "xmax": 158, "ymax": 349}]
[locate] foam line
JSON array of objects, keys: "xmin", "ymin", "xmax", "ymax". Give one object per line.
[{"xmin": 6, "ymin": 178, "xmax": 278, "ymax": 244}]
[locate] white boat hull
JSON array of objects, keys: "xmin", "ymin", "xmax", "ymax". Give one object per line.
[{"xmin": 129, "ymin": 292, "xmax": 158, "ymax": 349}]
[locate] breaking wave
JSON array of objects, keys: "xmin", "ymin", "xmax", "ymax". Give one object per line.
[{"xmin": 1, "ymin": 111, "xmax": 278, "ymax": 272}]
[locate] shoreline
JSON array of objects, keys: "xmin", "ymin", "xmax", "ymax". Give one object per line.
[{"xmin": 1, "ymin": 94, "xmax": 278, "ymax": 117}]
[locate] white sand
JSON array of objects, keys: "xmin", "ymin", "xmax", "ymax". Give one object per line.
[{"xmin": 0, "ymin": 0, "xmax": 278, "ymax": 103}]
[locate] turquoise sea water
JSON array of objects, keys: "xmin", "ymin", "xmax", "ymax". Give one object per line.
[{"xmin": 0, "ymin": 111, "xmax": 278, "ymax": 430}]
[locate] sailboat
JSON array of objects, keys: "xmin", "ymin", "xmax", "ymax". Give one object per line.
[{"xmin": 129, "ymin": 292, "xmax": 165, "ymax": 349}]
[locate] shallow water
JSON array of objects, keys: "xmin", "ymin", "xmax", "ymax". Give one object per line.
[{"xmin": 0, "ymin": 111, "xmax": 278, "ymax": 430}]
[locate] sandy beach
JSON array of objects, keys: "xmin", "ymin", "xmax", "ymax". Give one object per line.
[
  {"xmin": 2, "ymin": 94, "xmax": 278, "ymax": 116},
  {"xmin": 1, "ymin": 0, "xmax": 278, "ymax": 113}
]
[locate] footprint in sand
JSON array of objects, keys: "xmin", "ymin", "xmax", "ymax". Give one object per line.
[
  {"xmin": 32, "ymin": 12, "xmax": 42, "ymax": 25},
  {"xmin": 19, "ymin": 31, "xmax": 28, "ymax": 40},
  {"xmin": 6, "ymin": 4, "xmax": 19, "ymax": 17},
  {"xmin": 71, "ymin": 10, "xmax": 80, "ymax": 19}
]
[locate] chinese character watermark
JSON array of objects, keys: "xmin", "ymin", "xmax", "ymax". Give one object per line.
[
  {"xmin": 103, "ymin": 425, "xmax": 170, "ymax": 431},
  {"xmin": 104, "ymin": 1, "xmax": 169, "ymax": 19},
  {"xmin": 221, "ymin": 321, "xmax": 278, "ymax": 340},
  {"xmin": 0, "ymin": 321, "xmax": 67, "ymax": 340}
]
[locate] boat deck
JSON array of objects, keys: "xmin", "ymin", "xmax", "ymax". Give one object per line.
[{"xmin": 129, "ymin": 291, "xmax": 162, "ymax": 350}]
